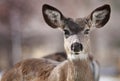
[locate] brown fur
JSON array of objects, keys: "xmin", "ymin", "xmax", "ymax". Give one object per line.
[
  {"xmin": 1, "ymin": 58, "xmax": 58, "ymax": 81},
  {"xmin": 1, "ymin": 54, "xmax": 95, "ymax": 81},
  {"xmin": 48, "ymin": 59, "xmax": 94, "ymax": 81},
  {"xmin": 44, "ymin": 52, "xmax": 67, "ymax": 62}
]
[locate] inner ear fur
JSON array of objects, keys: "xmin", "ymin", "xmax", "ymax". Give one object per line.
[
  {"xmin": 90, "ymin": 4, "xmax": 111, "ymax": 28},
  {"xmin": 42, "ymin": 4, "xmax": 65, "ymax": 28}
]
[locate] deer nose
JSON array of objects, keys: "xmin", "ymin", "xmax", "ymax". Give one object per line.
[{"xmin": 71, "ymin": 42, "xmax": 83, "ymax": 52}]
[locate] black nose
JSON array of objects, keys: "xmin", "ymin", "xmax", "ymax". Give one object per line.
[{"xmin": 71, "ymin": 42, "xmax": 83, "ymax": 52}]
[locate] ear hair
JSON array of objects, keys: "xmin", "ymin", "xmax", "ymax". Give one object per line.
[
  {"xmin": 42, "ymin": 4, "xmax": 65, "ymax": 28},
  {"xmin": 90, "ymin": 4, "xmax": 111, "ymax": 28}
]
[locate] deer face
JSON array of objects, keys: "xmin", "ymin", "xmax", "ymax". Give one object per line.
[
  {"xmin": 42, "ymin": 4, "xmax": 111, "ymax": 60},
  {"xmin": 62, "ymin": 18, "xmax": 90, "ymax": 56}
]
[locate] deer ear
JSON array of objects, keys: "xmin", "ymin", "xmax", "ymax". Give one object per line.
[
  {"xmin": 90, "ymin": 4, "xmax": 111, "ymax": 28},
  {"xmin": 42, "ymin": 4, "xmax": 65, "ymax": 28}
]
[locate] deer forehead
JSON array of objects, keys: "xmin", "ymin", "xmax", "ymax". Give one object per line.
[{"xmin": 63, "ymin": 18, "xmax": 89, "ymax": 33}]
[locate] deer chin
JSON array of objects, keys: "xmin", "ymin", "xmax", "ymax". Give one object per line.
[
  {"xmin": 68, "ymin": 51, "xmax": 88, "ymax": 61},
  {"xmin": 79, "ymin": 53, "xmax": 88, "ymax": 60}
]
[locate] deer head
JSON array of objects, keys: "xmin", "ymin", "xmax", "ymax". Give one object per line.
[{"xmin": 42, "ymin": 4, "xmax": 111, "ymax": 60}]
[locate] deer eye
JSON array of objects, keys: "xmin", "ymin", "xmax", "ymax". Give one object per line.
[
  {"xmin": 64, "ymin": 29, "xmax": 70, "ymax": 38},
  {"xmin": 64, "ymin": 29, "xmax": 70, "ymax": 35},
  {"xmin": 84, "ymin": 29, "xmax": 90, "ymax": 34}
]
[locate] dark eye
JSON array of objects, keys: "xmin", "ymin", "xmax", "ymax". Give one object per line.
[
  {"xmin": 64, "ymin": 29, "xmax": 70, "ymax": 35},
  {"xmin": 84, "ymin": 29, "xmax": 90, "ymax": 34},
  {"xmin": 64, "ymin": 29, "xmax": 70, "ymax": 38}
]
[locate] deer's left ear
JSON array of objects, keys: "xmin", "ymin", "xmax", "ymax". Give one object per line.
[{"xmin": 90, "ymin": 4, "xmax": 111, "ymax": 28}]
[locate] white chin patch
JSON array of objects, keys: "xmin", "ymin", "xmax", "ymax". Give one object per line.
[
  {"xmin": 68, "ymin": 53, "xmax": 88, "ymax": 61},
  {"xmin": 79, "ymin": 53, "xmax": 88, "ymax": 60}
]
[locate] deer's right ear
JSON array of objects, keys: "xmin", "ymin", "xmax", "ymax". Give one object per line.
[{"xmin": 42, "ymin": 4, "xmax": 65, "ymax": 28}]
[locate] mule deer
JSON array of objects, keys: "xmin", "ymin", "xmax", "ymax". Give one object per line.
[{"xmin": 1, "ymin": 4, "xmax": 111, "ymax": 81}]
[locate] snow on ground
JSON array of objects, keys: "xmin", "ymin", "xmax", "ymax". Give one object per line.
[{"xmin": 100, "ymin": 75, "xmax": 120, "ymax": 81}]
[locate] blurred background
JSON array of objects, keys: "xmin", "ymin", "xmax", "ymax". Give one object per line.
[{"xmin": 0, "ymin": 0, "xmax": 120, "ymax": 81}]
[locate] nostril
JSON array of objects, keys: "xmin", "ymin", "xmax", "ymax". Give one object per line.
[
  {"xmin": 71, "ymin": 42, "xmax": 83, "ymax": 52},
  {"xmin": 79, "ymin": 43, "xmax": 83, "ymax": 51}
]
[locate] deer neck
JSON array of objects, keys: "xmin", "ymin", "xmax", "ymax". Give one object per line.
[{"xmin": 67, "ymin": 55, "xmax": 94, "ymax": 81}]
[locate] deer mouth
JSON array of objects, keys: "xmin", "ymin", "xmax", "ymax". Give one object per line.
[
  {"xmin": 71, "ymin": 51, "xmax": 81, "ymax": 55},
  {"xmin": 74, "ymin": 52, "xmax": 80, "ymax": 55}
]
